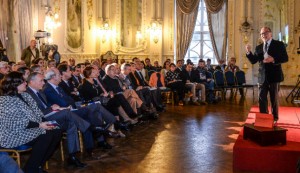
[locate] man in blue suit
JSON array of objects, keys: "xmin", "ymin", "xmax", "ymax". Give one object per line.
[{"xmin": 42, "ymin": 68, "xmax": 116, "ymax": 148}]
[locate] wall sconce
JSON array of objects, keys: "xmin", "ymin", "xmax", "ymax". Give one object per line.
[
  {"xmin": 98, "ymin": 22, "xmax": 111, "ymax": 43},
  {"xmin": 44, "ymin": 4, "xmax": 61, "ymax": 32},
  {"xmin": 149, "ymin": 21, "xmax": 161, "ymax": 44},
  {"xmin": 239, "ymin": 18, "xmax": 253, "ymax": 44},
  {"xmin": 136, "ymin": 31, "xmax": 143, "ymax": 45}
]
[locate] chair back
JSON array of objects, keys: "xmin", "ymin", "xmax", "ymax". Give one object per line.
[
  {"xmin": 225, "ymin": 71, "xmax": 235, "ymax": 86},
  {"xmin": 235, "ymin": 71, "xmax": 246, "ymax": 85},
  {"xmin": 213, "ymin": 70, "xmax": 225, "ymax": 87}
]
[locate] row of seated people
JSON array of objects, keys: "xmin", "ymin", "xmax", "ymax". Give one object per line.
[
  {"xmin": 0, "ymin": 60, "xmax": 166, "ymax": 172},
  {"xmin": 123, "ymin": 57, "xmax": 242, "ymax": 105},
  {"xmin": 0, "ymin": 56, "xmax": 242, "ymax": 172}
]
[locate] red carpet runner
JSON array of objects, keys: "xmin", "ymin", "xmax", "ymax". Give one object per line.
[{"xmin": 233, "ymin": 106, "xmax": 300, "ymax": 173}]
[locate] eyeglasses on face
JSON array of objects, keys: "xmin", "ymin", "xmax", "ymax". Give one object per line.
[{"xmin": 260, "ymin": 31, "xmax": 270, "ymax": 35}]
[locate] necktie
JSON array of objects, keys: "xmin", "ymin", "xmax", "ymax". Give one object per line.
[
  {"xmin": 264, "ymin": 42, "xmax": 268, "ymax": 53},
  {"xmin": 95, "ymin": 78, "xmax": 108, "ymax": 94},
  {"xmin": 137, "ymin": 71, "xmax": 143, "ymax": 80},
  {"xmin": 36, "ymin": 92, "xmax": 47, "ymax": 108},
  {"xmin": 56, "ymin": 87, "xmax": 64, "ymax": 96}
]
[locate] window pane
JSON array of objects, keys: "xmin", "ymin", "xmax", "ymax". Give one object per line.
[
  {"xmin": 192, "ymin": 34, "xmax": 200, "ymax": 40},
  {"xmin": 184, "ymin": 0, "xmax": 216, "ymax": 65},
  {"xmin": 190, "ymin": 50, "xmax": 200, "ymax": 58},
  {"xmin": 203, "ymin": 25, "xmax": 209, "ymax": 32},
  {"xmin": 189, "ymin": 41, "xmax": 200, "ymax": 50},
  {"xmin": 203, "ymin": 33, "xmax": 211, "ymax": 40}
]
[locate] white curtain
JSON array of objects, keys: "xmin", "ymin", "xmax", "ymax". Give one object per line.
[
  {"xmin": 205, "ymin": 0, "xmax": 228, "ymax": 62},
  {"xmin": 0, "ymin": 0, "xmax": 33, "ymax": 61},
  {"xmin": 176, "ymin": 0, "xmax": 200, "ymax": 61},
  {"xmin": 0, "ymin": 0, "xmax": 9, "ymax": 49}
]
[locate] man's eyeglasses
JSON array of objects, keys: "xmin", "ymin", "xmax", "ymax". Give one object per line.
[{"xmin": 260, "ymin": 31, "xmax": 270, "ymax": 36}]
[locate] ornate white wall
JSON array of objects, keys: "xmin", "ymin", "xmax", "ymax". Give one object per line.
[
  {"xmin": 15, "ymin": 0, "xmax": 299, "ymax": 85},
  {"xmin": 228, "ymin": 0, "xmax": 300, "ymax": 86}
]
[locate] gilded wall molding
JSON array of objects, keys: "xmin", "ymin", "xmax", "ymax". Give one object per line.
[
  {"xmin": 61, "ymin": 53, "xmax": 99, "ymax": 62},
  {"xmin": 87, "ymin": 0, "xmax": 93, "ymax": 30}
]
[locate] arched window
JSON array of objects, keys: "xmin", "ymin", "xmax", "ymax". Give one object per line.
[{"xmin": 184, "ymin": 0, "xmax": 216, "ymax": 65}]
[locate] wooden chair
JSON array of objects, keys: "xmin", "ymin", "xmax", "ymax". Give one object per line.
[
  {"xmin": 60, "ymin": 130, "xmax": 84, "ymax": 161},
  {"xmin": 0, "ymin": 145, "xmax": 32, "ymax": 166}
]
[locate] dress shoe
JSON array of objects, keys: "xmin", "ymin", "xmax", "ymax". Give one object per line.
[
  {"xmin": 118, "ymin": 130, "xmax": 126, "ymax": 138},
  {"xmin": 97, "ymin": 141, "xmax": 112, "ymax": 149},
  {"xmin": 38, "ymin": 167, "xmax": 48, "ymax": 173},
  {"xmin": 178, "ymin": 101, "xmax": 184, "ymax": 106},
  {"xmin": 67, "ymin": 156, "xmax": 87, "ymax": 168},
  {"xmin": 198, "ymin": 100, "xmax": 208, "ymax": 105},
  {"xmin": 192, "ymin": 101, "xmax": 200, "ymax": 106},
  {"xmin": 106, "ymin": 131, "xmax": 120, "ymax": 138},
  {"xmin": 156, "ymin": 106, "xmax": 165, "ymax": 112},
  {"xmin": 85, "ymin": 152, "xmax": 101, "ymax": 161},
  {"xmin": 117, "ymin": 121, "xmax": 130, "ymax": 131},
  {"xmin": 148, "ymin": 112, "xmax": 159, "ymax": 120}
]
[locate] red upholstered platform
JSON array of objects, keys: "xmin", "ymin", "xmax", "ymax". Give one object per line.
[{"xmin": 233, "ymin": 106, "xmax": 300, "ymax": 173}]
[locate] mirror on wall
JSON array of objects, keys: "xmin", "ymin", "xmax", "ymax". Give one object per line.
[
  {"xmin": 121, "ymin": 0, "xmax": 142, "ymax": 47},
  {"xmin": 115, "ymin": 0, "xmax": 146, "ymax": 53}
]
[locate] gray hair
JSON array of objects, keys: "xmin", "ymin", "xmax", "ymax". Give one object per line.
[
  {"xmin": 105, "ymin": 64, "xmax": 114, "ymax": 74},
  {"xmin": 44, "ymin": 68, "xmax": 56, "ymax": 80},
  {"xmin": 120, "ymin": 63, "xmax": 130, "ymax": 71},
  {"xmin": 27, "ymin": 72, "xmax": 41, "ymax": 83}
]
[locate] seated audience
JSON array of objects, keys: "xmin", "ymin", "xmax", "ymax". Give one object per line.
[
  {"xmin": 103, "ymin": 64, "xmax": 149, "ymax": 118},
  {"xmin": 195, "ymin": 59, "xmax": 216, "ymax": 103},
  {"xmin": 0, "ymin": 152, "xmax": 23, "ymax": 173},
  {"xmin": 140, "ymin": 61, "xmax": 149, "ymax": 81},
  {"xmin": 153, "ymin": 60, "xmax": 162, "ymax": 72},
  {"xmin": 161, "ymin": 60, "xmax": 170, "ymax": 79},
  {"xmin": 0, "ymin": 61, "xmax": 10, "ymax": 80},
  {"xmin": 130, "ymin": 61, "xmax": 164, "ymax": 111},
  {"xmin": 79, "ymin": 66, "xmax": 137, "ymax": 121},
  {"xmin": 181, "ymin": 62, "xmax": 201, "ymax": 105},
  {"xmin": 165, "ymin": 63, "xmax": 185, "ymax": 106},
  {"xmin": 206, "ymin": 58, "xmax": 215, "ymax": 74},
  {"xmin": 100, "ymin": 61, "xmax": 108, "ymax": 78},
  {"xmin": 26, "ymin": 72, "xmax": 95, "ymax": 166},
  {"xmin": 17, "ymin": 66, "xmax": 30, "ymax": 80},
  {"xmin": 30, "ymin": 64, "xmax": 44, "ymax": 75},
  {"xmin": 70, "ymin": 64, "xmax": 82, "ymax": 87},
  {"xmin": 0, "ymin": 71, "xmax": 62, "ymax": 173},
  {"xmin": 32, "ymin": 58, "xmax": 45, "ymax": 68},
  {"xmin": 43, "ymin": 68, "xmax": 117, "ymax": 147},
  {"xmin": 119, "ymin": 63, "xmax": 156, "ymax": 115},
  {"xmin": 149, "ymin": 71, "xmax": 165, "ymax": 88},
  {"xmin": 225, "ymin": 57, "xmax": 240, "ymax": 72},
  {"xmin": 47, "ymin": 59, "xmax": 56, "ymax": 69},
  {"xmin": 57, "ymin": 64, "xmax": 81, "ymax": 101},
  {"xmin": 69, "ymin": 58, "xmax": 76, "ymax": 69},
  {"xmin": 225, "ymin": 57, "xmax": 244, "ymax": 96}
]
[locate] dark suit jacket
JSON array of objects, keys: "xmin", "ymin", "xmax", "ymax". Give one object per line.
[
  {"xmin": 26, "ymin": 87, "xmax": 53, "ymax": 115},
  {"xmin": 59, "ymin": 80, "xmax": 81, "ymax": 101},
  {"xmin": 102, "ymin": 75, "xmax": 123, "ymax": 93},
  {"xmin": 246, "ymin": 39, "xmax": 288, "ymax": 83},
  {"xmin": 128, "ymin": 71, "xmax": 149, "ymax": 90},
  {"xmin": 78, "ymin": 79, "xmax": 104, "ymax": 102},
  {"xmin": 70, "ymin": 75, "xmax": 82, "ymax": 88},
  {"xmin": 181, "ymin": 69, "xmax": 192, "ymax": 84},
  {"xmin": 43, "ymin": 82, "xmax": 76, "ymax": 108}
]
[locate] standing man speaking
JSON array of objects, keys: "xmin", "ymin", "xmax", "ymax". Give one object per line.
[{"xmin": 245, "ymin": 26, "xmax": 288, "ymax": 123}]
